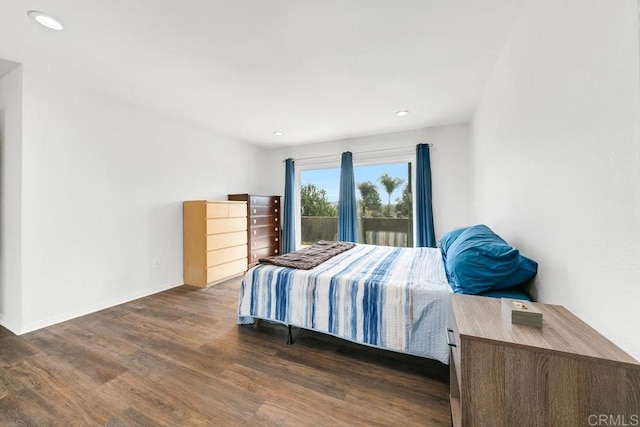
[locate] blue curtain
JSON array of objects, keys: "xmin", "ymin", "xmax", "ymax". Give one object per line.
[
  {"xmin": 416, "ymin": 143, "xmax": 436, "ymax": 247},
  {"xmin": 283, "ymin": 158, "xmax": 296, "ymax": 253},
  {"xmin": 338, "ymin": 151, "xmax": 359, "ymax": 242}
]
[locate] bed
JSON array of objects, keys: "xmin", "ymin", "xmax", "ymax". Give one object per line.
[
  {"xmin": 238, "ymin": 243, "xmax": 453, "ymax": 364},
  {"xmin": 237, "ymin": 224, "xmax": 538, "ymax": 365}
]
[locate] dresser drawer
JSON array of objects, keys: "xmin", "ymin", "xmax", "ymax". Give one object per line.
[
  {"xmin": 248, "ymin": 195, "xmax": 279, "ymax": 207},
  {"xmin": 447, "ymin": 312, "xmax": 462, "ymax": 395},
  {"xmin": 207, "ymin": 245, "xmax": 247, "ymax": 267},
  {"xmin": 206, "ymin": 203, "xmax": 230, "ymax": 218},
  {"xmin": 249, "ymin": 205, "xmax": 280, "ymax": 217},
  {"xmin": 250, "ymin": 225, "xmax": 280, "ymax": 238},
  {"xmin": 207, "ymin": 217, "xmax": 247, "ymax": 234},
  {"xmin": 249, "ymin": 245, "xmax": 280, "ymax": 264},
  {"xmin": 228, "ymin": 203, "xmax": 247, "ymax": 218},
  {"xmin": 206, "ymin": 202, "xmax": 246, "ymax": 219},
  {"xmin": 250, "ymin": 235, "xmax": 279, "ymax": 251},
  {"xmin": 207, "ymin": 231, "xmax": 247, "ymax": 249},
  {"xmin": 207, "ymin": 258, "xmax": 247, "ymax": 283},
  {"xmin": 249, "ymin": 216, "xmax": 279, "ymax": 227}
]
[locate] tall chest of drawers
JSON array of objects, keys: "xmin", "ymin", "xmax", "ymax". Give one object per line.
[
  {"xmin": 228, "ymin": 194, "xmax": 282, "ymax": 268},
  {"xmin": 183, "ymin": 200, "xmax": 248, "ymax": 287}
]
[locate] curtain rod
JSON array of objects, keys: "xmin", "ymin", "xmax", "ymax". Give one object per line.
[{"xmin": 282, "ymin": 143, "xmax": 432, "ymax": 163}]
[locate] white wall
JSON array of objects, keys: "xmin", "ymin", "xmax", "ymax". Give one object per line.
[
  {"xmin": 0, "ymin": 65, "xmax": 23, "ymax": 331},
  {"xmin": 10, "ymin": 66, "xmax": 266, "ymax": 333},
  {"xmin": 472, "ymin": 0, "xmax": 640, "ymax": 359},
  {"xmin": 264, "ymin": 125, "xmax": 473, "ymax": 242}
]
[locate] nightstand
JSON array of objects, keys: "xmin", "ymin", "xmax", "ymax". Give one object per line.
[{"xmin": 448, "ymin": 294, "xmax": 640, "ymax": 426}]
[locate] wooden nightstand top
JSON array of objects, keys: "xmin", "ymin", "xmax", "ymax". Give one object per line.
[{"xmin": 450, "ymin": 294, "xmax": 639, "ymax": 366}]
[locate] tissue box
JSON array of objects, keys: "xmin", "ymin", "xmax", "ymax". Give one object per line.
[{"xmin": 501, "ymin": 298, "xmax": 543, "ymax": 328}]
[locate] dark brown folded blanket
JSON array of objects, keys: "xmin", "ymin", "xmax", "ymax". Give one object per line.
[{"xmin": 259, "ymin": 240, "xmax": 356, "ymax": 270}]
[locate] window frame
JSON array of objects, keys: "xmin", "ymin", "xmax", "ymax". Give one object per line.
[{"xmin": 294, "ymin": 151, "xmax": 417, "ymax": 249}]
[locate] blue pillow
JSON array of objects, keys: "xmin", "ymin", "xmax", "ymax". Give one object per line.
[
  {"xmin": 477, "ymin": 287, "xmax": 532, "ymax": 301},
  {"xmin": 444, "ymin": 224, "xmax": 538, "ymax": 294},
  {"xmin": 439, "ymin": 226, "xmax": 470, "ymax": 255},
  {"xmin": 493, "ymin": 254, "xmax": 538, "ymax": 290}
]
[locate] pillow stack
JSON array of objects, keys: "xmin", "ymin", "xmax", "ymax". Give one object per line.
[{"xmin": 440, "ymin": 224, "xmax": 538, "ymax": 295}]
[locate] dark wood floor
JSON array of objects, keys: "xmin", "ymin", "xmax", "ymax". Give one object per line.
[{"xmin": 0, "ymin": 277, "xmax": 451, "ymax": 426}]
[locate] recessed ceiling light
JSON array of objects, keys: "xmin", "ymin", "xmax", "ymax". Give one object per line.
[
  {"xmin": 395, "ymin": 110, "xmax": 410, "ymax": 117},
  {"xmin": 273, "ymin": 131, "xmax": 284, "ymax": 136},
  {"xmin": 27, "ymin": 11, "xmax": 64, "ymax": 31}
]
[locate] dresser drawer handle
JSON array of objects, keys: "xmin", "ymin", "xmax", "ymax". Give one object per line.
[
  {"xmin": 253, "ymin": 219, "xmax": 257, "ymax": 224},
  {"xmin": 275, "ymin": 218, "xmax": 278, "ymax": 222},
  {"xmin": 253, "ymin": 209, "xmax": 256, "ymax": 214},
  {"xmin": 275, "ymin": 227, "xmax": 278, "ymax": 232},
  {"xmin": 253, "ymin": 254, "xmax": 257, "ymax": 259},
  {"xmin": 253, "ymin": 230, "xmax": 257, "ymax": 235},
  {"xmin": 252, "ymin": 198, "xmax": 257, "ymax": 204},
  {"xmin": 275, "ymin": 250, "xmax": 278, "ymax": 254},
  {"xmin": 275, "ymin": 200, "xmax": 278, "ymax": 204},
  {"xmin": 446, "ymin": 328, "xmax": 456, "ymax": 347},
  {"xmin": 275, "ymin": 237, "xmax": 278, "ymax": 242},
  {"xmin": 275, "ymin": 208, "xmax": 278, "ymax": 213},
  {"xmin": 252, "ymin": 242, "xmax": 256, "ymax": 247}
]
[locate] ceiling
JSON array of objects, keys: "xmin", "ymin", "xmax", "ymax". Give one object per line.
[{"xmin": 0, "ymin": 0, "xmax": 520, "ymax": 147}]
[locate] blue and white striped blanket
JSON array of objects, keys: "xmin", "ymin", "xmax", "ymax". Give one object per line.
[{"xmin": 238, "ymin": 244, "xmax": 452, "ymax": 364}]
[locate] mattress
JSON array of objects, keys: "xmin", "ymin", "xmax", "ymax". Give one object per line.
[{"xmin": 238, "ymin": 244, "xmax": 453, "ymax": 364}]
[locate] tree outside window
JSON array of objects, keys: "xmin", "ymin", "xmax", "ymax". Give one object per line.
[
  {"xmin": 356, "ymin": 181, "xmax": 382, "ymax": 217},
  {"xmin": 300, "ymin": 183, "xmax": 337, "ymax": 217}
]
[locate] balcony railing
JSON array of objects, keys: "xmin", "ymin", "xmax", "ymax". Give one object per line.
[{"xmin": 301, "ymin": 216, "xmax": 413, "ymax": 247}]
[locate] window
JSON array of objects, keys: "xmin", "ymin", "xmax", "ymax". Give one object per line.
[
  {"xmin": 298, "ymin": 161, "xmax": 412, "ymax": 247},
  {"xmin": 299, "ymin": 167, "xmax": 339, "ymax": 245},
  {"xmin": 355, "ymin": 162, "xmax": 412, "ymax": 247}
]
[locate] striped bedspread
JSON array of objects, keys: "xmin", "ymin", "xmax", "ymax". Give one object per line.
[{"xmin": 238, "ymin": 244, "xmax": 453, "ymax": 364}]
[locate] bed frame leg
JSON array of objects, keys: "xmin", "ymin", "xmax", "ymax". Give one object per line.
[{"xmin": 286, "ymin": 325, "xmax": 293, "ymax": 345}]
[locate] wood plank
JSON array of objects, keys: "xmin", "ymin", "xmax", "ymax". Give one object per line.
[
  {"xmin": 452, "ymin": 294, "xmax": 640, "ymax": 425},
  {"xmin": 207, "ymin": 244, "xmax": 246, "ymax": 267},
  {"xmin": 450, "ymin": 395, "xmax": 461, "ymax": 427},
  {"xmin": 0, "ymin": 277, "xmax": 450, "ymax": 425},
  {"xmin": 183, "ymin": 201, "xmax": 207, "ymax": 287},
  {"xmin": 207, "ymin": 230, "xmax": 247, "ymax": 249},
  {"xmin": 205, "ymin": 201, "xmax": 229, "ymax": 218},
  {"xmin": 228, "ymin": 202, "xmax": 247, "ymax": 217},
  {"xmin": 204, "ymin": 200, "xmax": 246, "ymax": 219},
  {"xmin": 207, "ymin": 217, "xmax": 247, "ymax": 234},
  {"xmin": 0, "ymin": 335, "xmax": 38, "ymax": 365},
  {"xmin": 22, "ymin": 328, "xmax": 129, "ymax": 386},
  {"xmin": 206, "ymin": 258, "xmax": 247, "ymax": 284},
  {"xmin": 6, "ymin": 354, "xmax": 125, "ymax": 424},
  {"xmin": 451, "ymin": 294, "xmax": 639, "ymax": 365}
]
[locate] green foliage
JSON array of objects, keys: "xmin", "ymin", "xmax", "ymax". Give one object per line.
[
  {"xmin": 300, "ymin": 183, "xmax": 337, "ymax": 217},
  {"xmin": 357, "ymin": 181, "xmax": 382, "ymax": 217},
  {"xmin": 395, "ymin": 183, "xmax": 412, "ymax": 218},
  {"xmin": 379, "ymin": 173, "xmax": 405, "ymax": 217}
]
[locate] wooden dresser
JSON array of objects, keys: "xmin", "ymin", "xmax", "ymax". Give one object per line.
[
  {"xmin": 183, "ymin": 200, "xmax": 248, "ymax": 287},
  {"xmin": 448, "ymin": 294, "xmax": 640, "ymax": 426},
  {"xmin": 228, "ymin": 194, "xmax": 281, "ymax": 268}
]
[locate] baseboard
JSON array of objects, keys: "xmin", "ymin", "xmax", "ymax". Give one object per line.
[
  {"xmin": 17, "ymin": 281, "xmax": 184, "ymax": 335},
  {"xmin": 0, "ymin": 313, "xmax": 22, "ymax": 335}
]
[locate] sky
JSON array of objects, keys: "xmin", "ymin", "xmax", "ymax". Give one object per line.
[{"xmin": 300, "ymin": 162, "xmax": 410, "ymax": 203}]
